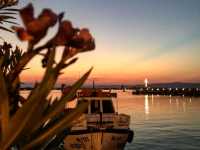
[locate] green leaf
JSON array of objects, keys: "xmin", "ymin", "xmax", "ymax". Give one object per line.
[
  {"xmin": 0, "ymin": 25, "xmax": 13, "ymax": 32},
  {"xmin": 31, "ymin": 67, "xmax": 92, "ymax": 133},
  {"xmin": 0, "ymin": 49, "xmax": 56, "ymax": 150},
  {"xmin": 0, "ymin": 12, "xmax": 17, "ymax": 15},
  {"xmin": 22, "ymin": 101, "xmax": 88, "ymax": 150},
  {"xmin": 0, "ymin": 67, "xmax": 10, "ymax": 140},
  {"xmin": 0, "ymin": 0, "xmax": 18, "ymax": 9},
  {"xmin": 61, "ymin": 57, "xmax": 78, "ymax": 69},
  {"xmin": 2, "ymin": 8, "xmax": 19, "ymax": 11},
  {"xmin": 8, "ymin": 44, "xmax": 47, "ymax": 84},
  {"xmin": 1, "ymin": 20, "xmax": 18, "ymax": 25},
  {"xmin": 0, "ymin": 15, "xmax": 16, "ymax": 20}
]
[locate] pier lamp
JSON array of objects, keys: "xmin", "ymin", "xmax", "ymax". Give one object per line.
[{"xmin": 144, "ymin": 78, "xmax": 148, "ymax": 88}]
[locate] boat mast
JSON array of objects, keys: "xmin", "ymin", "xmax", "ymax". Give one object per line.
[
  {"xmin": 116, "ymin": 94, "xmax": 118, "ymax": 114},
  {"xmin": 93, "ymin": 80, "xmax": 95, "ymax": 89}
]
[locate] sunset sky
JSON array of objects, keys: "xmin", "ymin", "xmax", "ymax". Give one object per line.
[{"xmin": 2, "ymin": 0, "xmax": 200, "ymax": 85}]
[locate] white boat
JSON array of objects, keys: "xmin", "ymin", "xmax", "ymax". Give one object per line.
[{"xmin": 64, "ymin": 89, "xmax": 134, "ymax": 150}]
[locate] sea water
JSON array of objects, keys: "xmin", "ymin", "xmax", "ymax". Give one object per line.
[
  {"xmin": 20, "ymin": 90, "xmax": 200, "ymax": 150},
  {"xmin": 118, "ymin": 90, "xmax": 200, "ymax": 150}
]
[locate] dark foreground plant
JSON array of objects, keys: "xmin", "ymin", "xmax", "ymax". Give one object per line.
[
  {"xmin": 0, "ymin": 0, "xmax": 19, "ymax": 33},
  {"xmin": 0, "ymin": 3, "xmax": 95, "ymax": 150}
]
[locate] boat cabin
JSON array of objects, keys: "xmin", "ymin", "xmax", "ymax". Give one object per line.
[
  {"xmin": 64, "ymin": 89, "xmax": 134, "ymax": 149},
  {"xmin": 71, "ymin": 89, "xmax": 129, "ymax": 130},
  {"xmin": 77, "ymin": 89, "xmax": 117, "ymax": 114}
]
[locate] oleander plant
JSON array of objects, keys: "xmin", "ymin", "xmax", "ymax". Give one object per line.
[{"xmin": 0, "ymin": 1, "xmax": 95, "ymax": 150}]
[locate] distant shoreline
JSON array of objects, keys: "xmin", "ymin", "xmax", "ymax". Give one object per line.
[{"xmin": 20, "ymin": 82, "xmax": 200, "ymax": 90}]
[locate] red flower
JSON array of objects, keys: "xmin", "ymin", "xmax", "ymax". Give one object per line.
[
  {"xmin": 50, "ymin": 20, "xmax": 77, "ymax": 46},
  {"xmin": 13, "ymin": 3, "xmax": 95, "ymax": 54},
  {"xmin": 13, "ymin": 3, "xmax": 58, "ymax": 45},
  {"xmin": 69, "ymin": 28, "xmax": 95, "ymax": 52},
  {"xmin": 49, "ymin": 21, "xmax": 95, "ymax": 57}
]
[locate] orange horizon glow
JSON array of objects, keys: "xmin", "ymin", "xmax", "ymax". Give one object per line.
[
  {"xmin": 19, "ymin": 47, "xmax": 200, "ymax": 85},
  {"xmin": 3, "ymin": 0, "xmax": 200, "ymax": 85}
]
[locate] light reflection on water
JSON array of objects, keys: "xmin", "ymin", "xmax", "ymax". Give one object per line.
[
  {"xmin": 144, "ymin": 95, "xmax": 149, "ymax": 116},
  {"xmin": 20, "ymin": 90, "xmax": 200, "ymax": 150},
  {"xmin": 117, "ymin": 90, "xmax": 200, "ymax": 150}
]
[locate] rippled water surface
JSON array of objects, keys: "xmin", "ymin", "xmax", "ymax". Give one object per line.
[
  {"xmin": 117, "ymin": 91, "xmax": 200, "ymax": 150},
  {"xmin": 21, "ymin": 90, "xmax": 200, "ymax": 150}
]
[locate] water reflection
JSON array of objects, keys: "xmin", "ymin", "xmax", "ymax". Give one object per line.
[
  {"xmin": 151, "ymin": 95, "xmax": 154, "ymax": 105},
  {"xmin": 176, "ymin": 98, "xmax": 179, "ymax": 110},
  {"xmin": 144, "ymin": 95, "xmax": 149, "ymax": 116},
  {"xmin": 20, "ymin": 90, "xmax": 200, "ymax": 150},
  {"xmin": 169, "ymin": 96, "xmax": 172, "ymax": 104},
  {"xmin": 133, "ymin": 94, "xmax": 199, "ymax": 118},
  {"xmin": 183, "ymin": 101, "xmax": 186, "ymax": 112},
  {"xmin": 117, "ymin": 92, "xmax": 200, "ymax": 150}
]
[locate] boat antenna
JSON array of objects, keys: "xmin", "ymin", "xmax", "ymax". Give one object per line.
[{"xmin": 93, "ymin": 80, "xmax": 95, "ymax": 89}]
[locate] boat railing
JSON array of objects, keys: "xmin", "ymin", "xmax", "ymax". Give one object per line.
[
  {"xmin": 114, "ymin": 114, "xmax": 130, "ymax": 128},
  {"xmin": 86, "ymin": 114, "xmax": 115, "ymax": 128},
  {"xmin": 71, "ymin": 113, "xmax": 130, "ymax": 130},
  {"xmin": 71, "ymin": 114, "xmax": 87, "ymax": 130}
]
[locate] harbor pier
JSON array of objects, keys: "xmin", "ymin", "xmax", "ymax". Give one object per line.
[{"xmin": 132, "ymin": 87, "xmax": 200, "ymax": 97}]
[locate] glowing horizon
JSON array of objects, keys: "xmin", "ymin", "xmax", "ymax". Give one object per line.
[{"xmin": 2, "ymin": 0, "xmax": 200, "ymax": 85}]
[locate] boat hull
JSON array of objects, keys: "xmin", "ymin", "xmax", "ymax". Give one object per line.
[{"xmin": 64, "ymin": 129, "xmax": 132, "ymax": 150}]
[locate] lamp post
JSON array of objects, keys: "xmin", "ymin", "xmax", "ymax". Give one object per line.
[{"xmin": 144, "ymin": 78, "xmax": 148, "ymax": 88}]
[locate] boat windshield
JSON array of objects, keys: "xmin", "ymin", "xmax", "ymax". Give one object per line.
[
  {"xmin": 77, "ymin": 99, "xmax": 115, "ymax": 114},
  {"xmin": 91, "ymin": 100, "xmax": 100, "ymax": 113},
  {"xmin": 90, "ymin": 100, "xmax": 115, "ymax": 114},
  {"xmin": 77, "ymin": 99, "xmax": 88, "ymax": 113},
  {"xmin": 102, "ymin": 100, "xmax": 115, "ymax": 113}
]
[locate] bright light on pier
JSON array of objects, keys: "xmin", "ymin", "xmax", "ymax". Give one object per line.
[{"xmin": 144, "ymin": 78, "xmax": 148, "ymax": 87}]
